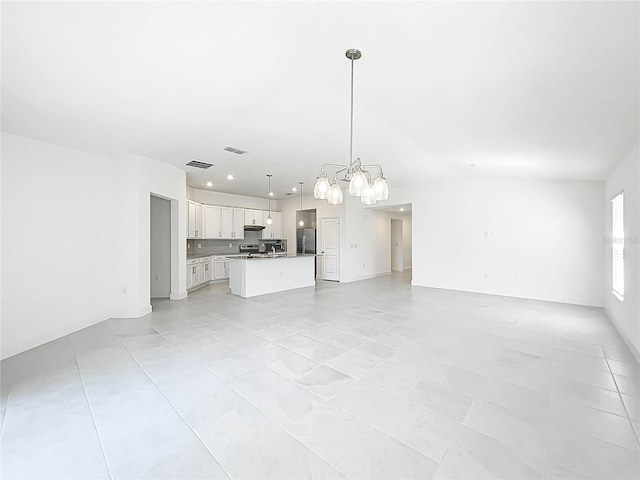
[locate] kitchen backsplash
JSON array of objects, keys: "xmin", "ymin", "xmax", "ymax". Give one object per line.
[{"xmin": 187, "ymin": 231, "xmax": 261, "ymax": 256}]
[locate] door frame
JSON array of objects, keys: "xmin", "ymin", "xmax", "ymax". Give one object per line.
[{"xmin": 320, "ymin": 217, "xmax": 341, "ymax": 282}]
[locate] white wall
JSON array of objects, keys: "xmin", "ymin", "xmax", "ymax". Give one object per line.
[
  {"xmin": 604, "ymin": 140, "xmax": 639, "ymax": 361},
  {"xmin": 2, "ymin": 134, "xmax": 116, "ymax": 358},
  {"xmin": 150, "ymin": 195, "xmax": 171, "ymax": 298},
  {"xmin": 402, "ymin": 213, "xmax": 412, "ymax": 269},
  {"xmin": 1, "ymin": 134, "xmax": 187, "ymax": 359},
  {"xmin": 384, "ymin": 179, "xmax": 604, "ymax": 307}
]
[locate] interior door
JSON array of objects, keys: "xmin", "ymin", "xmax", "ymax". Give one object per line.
[{"xmin": 321, "ymin": 217, "xmax": 340, "ymax": 281}]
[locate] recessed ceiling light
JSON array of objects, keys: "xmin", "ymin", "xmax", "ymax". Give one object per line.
[
  {"xmin": 469, "ymin": 163, "xmax": 477, "ymax": 167},
  {"xmin": 227, "ymin": 174, "xmax": 234, "ymax": 180},
  {"xmin": 206, "ymin": 181, "xmax": 213, "ymax": 187},
  {"xmin": 399, "ymin": 207, "xmax": 404, "ymax": 212},
  {"xmin": 291, "ymin": 187, "xmax": 297, "ymax": 192},
  {"xmin": 268, "ymin": 192, "xmax": 274, "ymax": 197}
]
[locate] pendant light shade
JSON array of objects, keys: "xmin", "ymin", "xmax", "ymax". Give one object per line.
[
  {"xmin": 327, "ymin": 179, "xmax": 344, "ymax": 205},
  {"xmin": 313, "ymin": 172, "xmax": 330, "ymax": 200},
  {"xmin": 348, "ymin": 167, "xmax": 368, "ymax": 197},
  {"xmin": 312, "ymin": 49, "xmax": 389, "ymax": 205},
  {"xmin": 372, "ymin": 175, "xmax": 389, "ymax": 201},
  {"xmin": 360, "ymin": 181, "xmax": 376, "ymax": 205}
]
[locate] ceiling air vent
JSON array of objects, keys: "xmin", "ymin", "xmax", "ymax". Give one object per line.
[
  {"xmin": 223, "ymin": 146, "xmax": 247, "ymax": 155},
  {"xmin": 186, "ymin": 160, "xmax": 214, "ymax": 169},
  {"xmin": 285, "ymin": 192, "xmax": 294, "ymax": 196}
]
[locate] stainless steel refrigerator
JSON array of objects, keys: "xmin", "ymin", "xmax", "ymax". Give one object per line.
[{"xmin": 296, "ymin": 228, "xmax": 316, "ymax": 255}]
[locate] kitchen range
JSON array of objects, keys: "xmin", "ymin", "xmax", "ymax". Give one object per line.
[{"xmin": 237, "ymin": 241, "xmax": 286, "ymax": 258}]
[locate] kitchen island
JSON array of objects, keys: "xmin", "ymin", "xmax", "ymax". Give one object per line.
[{"xmin": 228, "ymin": 255, "xmax": 315, "ymax": 298}]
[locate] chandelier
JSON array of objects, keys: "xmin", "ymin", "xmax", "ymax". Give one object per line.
[{"xmin": 313, "ymin": 49, "xmax": 388, "ymax": 205}]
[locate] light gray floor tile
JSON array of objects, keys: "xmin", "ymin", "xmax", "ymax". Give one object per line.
[
  {"xmin": 336, "ymin": 429, "xmax": 438, "ymax": 479},
  {"xmin": 2, "ymin": 272, "xmax": 639, "ymax": 479},
  {"xmin": 405, "ymin": 380, "xmax": 475, "ymax": 422},
  {"xmin": 331, "ymin": 380, "xmax": 400, "ymax": 425},
  {"xmin": 377, "ymin": 400, "xmax": 461, "ymax": 462},
  {"xmin": 324, "ymin": 351, "xmax": 380, "ymax": 379}
]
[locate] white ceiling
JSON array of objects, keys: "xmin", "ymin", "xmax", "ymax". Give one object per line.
[{"xmin": 2, "ymin": 1, "xmax": 638, "ymax": 199}]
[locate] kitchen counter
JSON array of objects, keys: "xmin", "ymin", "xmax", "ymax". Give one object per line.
[{"xmin": 228, "ymin": 255, "xmax": 315, "ymax": 298}]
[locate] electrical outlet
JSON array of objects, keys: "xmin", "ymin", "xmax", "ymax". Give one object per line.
[
  {"xmin": 197, "ymin": 243, "xmax": 201, "ymax": 248},
  {"xmin": 483, "ymin": 272, "xmax": 488, "ymax": 278},
  {"xmin": 229, "ymin": 243, "xmax": 233, "ymax": 248}
]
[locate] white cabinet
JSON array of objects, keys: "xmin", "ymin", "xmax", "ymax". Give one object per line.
[
  {"xmin": 203, "ymin": 259, "xmax": 212, "ymax": 283},
  {"xmin": 204, "ymin": 205, "xmax": 222, "ymax": 239},
  {"xmin": 188, "ymin": 200, "xmax": 204, "ymax": 238},
  {"xmin": 213, "ymin": 256, "xmax": 229, "ymax": 280},
  {"xmin": 262, "ymin": 211, "xmax": 282, "ymax": 239},
  {"xmin": 244, "ymin": 209, "xmax": 264, "ymax": 227},
  {"xmin": 232, "ymin": 208, "xmax": 245, "ymax": 239},
  {"xmin": 187, "ymin": 256, "xmax": 212, "ymax": 290},
  {"xmin": 204, "ymin": 206, "xmax": 244, "ymax": 239}
]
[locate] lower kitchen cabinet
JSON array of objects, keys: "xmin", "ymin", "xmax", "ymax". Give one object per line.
[
  {"xmin": 213, "ymin": 256, "xmax": 229, "ymax": 280},
  {"xmin": 187, "ymin": 256, "xmax": 213, "ymax": 291}
]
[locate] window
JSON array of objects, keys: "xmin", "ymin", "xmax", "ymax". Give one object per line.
[{"xmin": 611, "ymin": 192, "xmax": 624, "ymax": 300}]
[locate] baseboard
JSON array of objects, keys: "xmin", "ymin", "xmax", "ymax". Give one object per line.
[
  {"xmin": 1, "ymin": 312, "xmax": 110, "ymax": 360},
  {"xmin": 341, "ymin": 271, "xmax": 391, "ymax": 284},
  {"xmin": 604, "ymin": 307, "xmax": 640, "ymax": 364},
  {"xmin": 403, "ymin": 267, "xmax": 412, "ymax": 271}
]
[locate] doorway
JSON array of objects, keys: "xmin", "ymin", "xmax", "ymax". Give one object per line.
[
  {"xmin": 150, "ymin": 195, "xmax": 171, "ymax": 299},
  {"xmin": 320, "ymin": 217, "xmax": 340, "ymax": 281}
]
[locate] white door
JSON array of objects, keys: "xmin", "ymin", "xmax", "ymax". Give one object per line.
[
  {"xmin": 321, "ymin": 217, "xmax": 340, "ymax": 281},
  {"xmin": 391, "ymin": 219, "xmax": 403, "ymax": 272}
]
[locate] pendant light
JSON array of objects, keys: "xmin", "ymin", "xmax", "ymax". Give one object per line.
[
  {"xmin": 266, "ymin": 174, "xmax": 273, "ymax": 225},
  {"xmin": 313, "ymin": 49, "xmax": 389, "ymax": 205},
  {"xmin": 298, "ymin": 182, "xmax": 305, "ymax": 227}
]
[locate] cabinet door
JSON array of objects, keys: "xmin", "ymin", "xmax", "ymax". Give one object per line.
[
  {"xmin": 214, "ymin": 260, "xmax": 226, "ymax": 279},
  {"xmin": 220, "ymin": 207, "xmax": 234, "ymax": 238},
  {"xmin": 203, "ymin": 261, "xmax": 211, "ymax": 283},
  {"xmin": 186, "ymin": 267, "xmax": 193, "ymax": 289},
  {"xmin": 190, "ymin": 265, "xmax": 198, "ymax": 288},
  {"xmin": 204, "ymin": 205, "xmax": 222, "ymax": 239},
  {"xmin": 188, "ymin": 201, "xmax": 196, "ymax": 238},
  {"xmin": 233, "ymin": 208, "xmax": 245, "ymax": 239},
  {"xmin": 244, "ymin": 209, "xmax": 256, "ymax": 225},
  {"xmin": 194, "ymin": 203, "xmax": 204, "ymax": 238},
  {"xmin": 271, "ymin": 212, "xmax": 283, "ymax": 239}
]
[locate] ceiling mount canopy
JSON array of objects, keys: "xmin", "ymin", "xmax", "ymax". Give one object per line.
[{"xmin": 313, "ymin": 49, "xmax": 388, "ymax": 205}]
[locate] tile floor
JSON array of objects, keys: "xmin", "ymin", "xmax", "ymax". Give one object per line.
[{"xmin": 1, "ymin": 271, "xmax": 639, "ymax": 479}]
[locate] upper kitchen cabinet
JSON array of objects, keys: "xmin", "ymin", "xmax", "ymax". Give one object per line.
[
  {"xmin": 188, "ymin": 200, "xmax": 204, "ymax": 238},
  {"xmin": 232, "ymin": 208, "xmax": 245, "ymax": 239},
  {"xmin": 244, "ymin": 209, "xmax": 264, "ymax": 227},
  {"xmin": 204, "ymin": 205, "xmax": 222, "ymax": 238},
  {"xmin": 262, "ymin": 211, "xmax": 282, "ymax": 239},
  {"xmin": 204, "ymin": 205, "xmax": 245, "ymax": 239}
]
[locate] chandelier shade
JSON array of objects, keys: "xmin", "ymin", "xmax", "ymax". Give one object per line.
[
  {"xmin": 313, "ymin": 172, "xmax": 330, "ymax": 200},
  {"xmin": 312, "ymin": 49, "xmax": 389, "ymax": 206}
]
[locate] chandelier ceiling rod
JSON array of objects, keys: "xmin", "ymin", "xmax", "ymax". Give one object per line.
[{"xmin": 313, "ymin": 48, "xmax": 388, "ymax": 205}]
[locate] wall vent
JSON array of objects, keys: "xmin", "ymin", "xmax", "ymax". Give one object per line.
[
  {"xmin": 186, "ymin": 160, "xmax": 214, "ymax": 169},
  {"xmin": 224, "ymin": 146, "xmax": 247, "ymax": 155}
]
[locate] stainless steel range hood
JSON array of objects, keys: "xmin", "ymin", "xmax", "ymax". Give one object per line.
[{"xmin": 244, "ymin": 225, "xmax": 265, "ymax": 231}]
